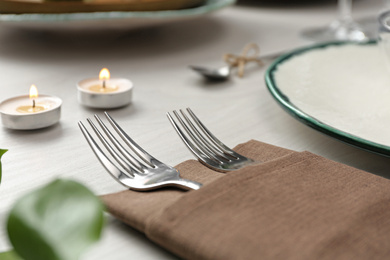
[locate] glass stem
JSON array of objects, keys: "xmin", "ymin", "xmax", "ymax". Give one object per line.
[
  {"xmin": 338, "ymin": 0, "xmax": 353, "ymax": 24},
  {"xmin": 385, "ymin": 0, "xmax": 390, "ymax": 9}
]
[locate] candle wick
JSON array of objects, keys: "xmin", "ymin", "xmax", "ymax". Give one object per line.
[
  {"xmin": 103, "ymin": 80, "xmax": 106, "ymax": 89},
  {"xmin": 32, "ymin": 99, "xmax": 36, "ymax": 108}
]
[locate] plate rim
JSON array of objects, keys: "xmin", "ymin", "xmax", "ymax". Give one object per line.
[
  {"xmin": 264, "ymin": 40, "xmax": 390, "ymax": 157},
  {"xmin": 0, "ymin": 0, "xmax": 234, "ymax": 22}
]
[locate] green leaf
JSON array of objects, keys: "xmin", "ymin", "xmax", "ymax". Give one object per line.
[
  {"xmin": 7, "ymin": 179, "xmax": 105, "ymax": 260},
  {"xmin": 0, "ymin": 149, "xmax": 7, "ymax": 184},
  {"xmin": 0, "ymin": 250, "xmax": 23, "ymax": 260}
]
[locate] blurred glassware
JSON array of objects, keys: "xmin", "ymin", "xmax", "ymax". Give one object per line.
[{"xmin": 302, "ymin": 0, "xmax": 369, "ymax": 42}]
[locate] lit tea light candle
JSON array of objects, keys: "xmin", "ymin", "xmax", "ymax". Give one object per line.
[
  {"xmin": 88, "ymin": 68, "xmax": 119, "ymax": 93},
  {"xmin": 77, "ymin": 68, "xmax": 133, "ymax": 109},
  {"xmin": 16, "ymin": 85, "xmax": 46, "ymax": 113},
  {"xmin": 0, "ymin": 85, "xmax": 62, "ymax": 130}
]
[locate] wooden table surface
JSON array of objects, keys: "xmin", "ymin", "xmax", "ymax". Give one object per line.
[{"xmin": 0, "ymin": 0, "xmax": 388, "ymax": 258}]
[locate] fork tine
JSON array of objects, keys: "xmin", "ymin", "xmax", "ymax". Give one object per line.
[
  {"xmin": 173, "ymin": 110, "xmax": 230, "ymax": 163},
  {"xmin": 81, "ymin": 116, "xmax": 203, "ymax": 191},
  {"xmin": 178, "ymin": 109, "xmax": 234, "ymax": 161},
  {"xmin": 78, "ymin": 121, "xmax": 135, "ymax": 182},
  {"xmin": 167, "ymin": 112, "xmax": 222, "ymax": 165},
  {"xmin": 186, "ymin": 108, "xmax": 239, "ymax": 158},
  {"xmin": 94, "ymin": 114, "xmax": 146, "ymax": 172},
  {"xmin": 87, "ymin": 118, "xmax": 136, "ymax": 177},
  {"xmin": 104, "ymin": 112, "xmax": 159, "ymax": 168}
]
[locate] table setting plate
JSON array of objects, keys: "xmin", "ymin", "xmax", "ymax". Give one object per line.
[
  {"xmin": 0, "ymin": 0, "xmax": 204, "ymax": 14},
  {"xmin": 0, "ymin": 0, "xmax": 234, "ymax": 30},
  {"xmin": 265, "ymin": 41, "xmax": 390, "ymax": 156}
]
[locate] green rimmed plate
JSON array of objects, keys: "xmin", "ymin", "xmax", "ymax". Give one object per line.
[
  {"xmin": 0, "ymin": 0, "xmax": 234, "ymax": 30},
  {"xmin": 265, "ymin": 41, "xmax": 390, "ymax": 156}
]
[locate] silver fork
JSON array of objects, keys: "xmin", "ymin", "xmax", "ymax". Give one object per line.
[
  {"xmin": 167, "ymin": 108, "xmax": 258, "ymax": 172},
  {"xmin": 79, "ymin": 112, "xmax": 202, "ymax": 191}
]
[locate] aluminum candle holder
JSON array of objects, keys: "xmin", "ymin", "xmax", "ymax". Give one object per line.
[
  {"xmin": 0, "ymin": 94, "xmax": 62, "ymax": 130},
  {"xmin": 77, "ymin": 68, "xmax": 133, "ymax": 109}
]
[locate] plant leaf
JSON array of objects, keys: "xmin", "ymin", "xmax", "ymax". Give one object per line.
[
  {"xmin": 0, "ymin": 149, "xmax": 7, "ymax": 184},
  {"xmin": 0, "ymin": 250, "xmax": 23, "ymax": 260},
  {"xmin": 7, "ymin": 179, "xmax": 105, "ymax": 260}
]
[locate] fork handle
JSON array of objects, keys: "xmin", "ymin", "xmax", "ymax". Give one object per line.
[{"xmin": 172, "ymin": 179, "xmax": 203, "ymax": 190}]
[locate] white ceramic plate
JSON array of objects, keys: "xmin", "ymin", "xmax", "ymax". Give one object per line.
[
  {"xmin": 265, "ymin": 41, "xmax": 390, "ymax": 156},
  {"xmin": 0, "ymin": 0, "xmax": 234, "ymax": 30}
]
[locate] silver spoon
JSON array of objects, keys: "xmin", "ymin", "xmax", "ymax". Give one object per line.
[
  {"xmin": 189, "ymin": 65, "xmax": 231, "ymax": 81},
  {"xmin": 190, "ymin": 51, "xmax": 285, "ymax": 81}
]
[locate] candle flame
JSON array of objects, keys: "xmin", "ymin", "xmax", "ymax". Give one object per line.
[
  {"xmin": 29, "ymin": 84, "xmax": 38, "ymax": 99},
  {"xmin": 99, "ymin": 68, "xmax": 110, "ymax": 81}
]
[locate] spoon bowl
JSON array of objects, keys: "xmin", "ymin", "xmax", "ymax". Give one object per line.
[
  {"xmin": 190, "ymin": 50, "xmax": 285, "ymax": 81},
  {"xmin": 190, "ymin": 65, "xmax": 231, "ymax": 81}
]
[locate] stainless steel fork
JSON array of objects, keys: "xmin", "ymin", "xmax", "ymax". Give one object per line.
[
  {"xmin": 167, "ymin": 108, "xmax": 258, "ymax": 172},
  {"xmin": 79, "ymin": 112, "xmax": 202, "ymax": 191}
]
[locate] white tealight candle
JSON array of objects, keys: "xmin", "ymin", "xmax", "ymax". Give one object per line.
[
  {"xmin": 0, "ymin": 85, "xmax": 62, "ymax": 130},
  {"xmin": 77, "ymin": 68, "xmax": 133, "ymax": 109}
]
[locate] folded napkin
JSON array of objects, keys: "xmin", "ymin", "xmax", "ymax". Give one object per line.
[{"xmin": 101, "ymin": 140, "xmax": 390, "ymax": 260}]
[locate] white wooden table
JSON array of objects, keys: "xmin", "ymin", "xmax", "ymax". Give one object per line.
[{"xmin": 0, "ymin": 1, "xmax": 388, "ymax": 258}]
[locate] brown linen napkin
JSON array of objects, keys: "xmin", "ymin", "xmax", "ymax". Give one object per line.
[
  {"xmin": 101, "ymin": 140, "xmax": 294, "ymax": 232},
  {"xmin": 102, "ymin": 140, "xmax": 390, "ymax": 259}
]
